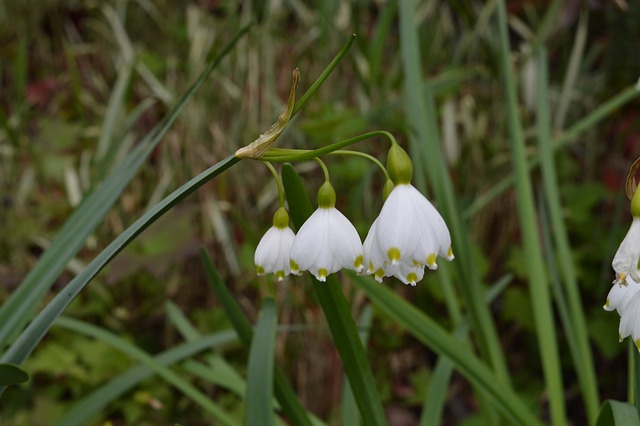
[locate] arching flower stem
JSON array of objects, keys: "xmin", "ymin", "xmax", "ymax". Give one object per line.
[
  {"xmin": 331, "ymin": 150, "xmax": 391, "ymax": 183},
  {"xmin": 262, "ymin": 131, "xmax": 400, "ymax": 163},
  {"xmin": 314, "ymin": 157, "xmax": 330, "ymax": 182},
  {"xmin": 263, "ymin": 161, "xmax": 285, "ymax": 208}
]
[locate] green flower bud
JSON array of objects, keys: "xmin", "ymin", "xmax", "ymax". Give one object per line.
[
  {"xmin": 387, "ymin": 143, "xmax": 413, "ymax": 185},
  {"xmin": 272, "ymin": 207, "xmax": 290, "ymax": 229},
  {"xmin": 382, "ymin": 179, "xmax": 395, "ymax": 201},
  {"xmin": 632, "ymin": 187, "xmax": 640, "ymax": 218},
  {"xmin": 317, "ymin": 181, "xmax": 336, "ymax": 208}
]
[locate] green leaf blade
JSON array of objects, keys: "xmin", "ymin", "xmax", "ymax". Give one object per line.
[{"xmin": 246, "ymin": 299, "xmax": 278, "ymax": 426}]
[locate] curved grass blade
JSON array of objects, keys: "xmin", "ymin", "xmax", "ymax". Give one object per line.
[
  {"xmin": 200, "ymin": 248, "xmax": 317, "ymax": 426},
  {"xmin": 0, "ymin": 155, "xmax": 239, "ymax": 373},
  {"xmin": 0, "ymin": 24, "xmax": 250, "ymax": 351},
  {"xmin": 596, "ymin": 400, "xmax": 640, "ymax": 426},
  {"xmin": 246, "ymin": 299, "xmax": 278, "ymax": 426},
  {"xmin": 282, "ymin": 164, "xmax": 387, "ymax": 426},
  {"xmin": 398, "ymin": 0, "xmax": 509, "ymax": 386},
  {"xmin": 352, "ymin": 275, "xmax": 541, "ymax": 425},
  {"xmin": 53, "ymin": 316, "xmax": 239, "ymax": 426},
  {"xmin": 495, "ymin": 1, "xmax": 566, "ymax": 423},
  {"xmin": 56, "ymin": 328, "xmax": 239, "ymax": 426},
  {"xmin": 0, "ymin": 363, "xmax": 28, "ymax": 386},
  {"xmin": 340, "ymin": 305, "xmax": 373, "ymax": 426}
]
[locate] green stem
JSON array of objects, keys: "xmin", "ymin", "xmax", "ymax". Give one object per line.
[
  {"xmin": 263, "ymin": 162, "xmax": 285, "ymax": 208},
  {"xmin": 314, "ymin": 157, "xmax": 330, "ymax": 182},
  {"xmin": 331, "ymin": 150, "xmax": 391, "ymax": 182},
  {"xmin": 262, "ymin": 131, "xmax": 399, "ymax": 162},
  {"xmin": 535, "ymin": 47, "xmax": 599, "ymax": 423},
  {"xmin": 291, "ymin": 34, "xmax": 356, "ymax": 117},
  {"xmin": 496, "ymin": 1, "xmax": 566, "ymax": 424}
]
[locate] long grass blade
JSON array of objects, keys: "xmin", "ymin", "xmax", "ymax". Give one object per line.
[
  {"xmin": 246, "ymin": 298, "xmax": 278, "ymax": 426},
  {"xmin": 53, "ymin": 316, "xmax": 239, "ymax": 426},
  {"xmin": 535, "ymin": 47, "xmax": 599, "ymax": 423},
  {"xmin": 56, "ymin": 328, "xmax": 239, "ymax": 426},
  {"xmin": 495, "ymin": 1, "xmax": 566, "ymax": 424},
  {"xmin": 282, "ymin": 163, "xmax": 388, "ymax": 426},
  {"xmin": 200, "ymin": 248, "xmax": 316, "ymax": 426},
  {"xmin": 0, "ymin": 155, "xmax": 239, "ymax": 372},
  {"xmin": 0, "ymin": 24, "xmax": 250, "ymax": 351},
  {"xmin": 352, "ymin": 275, "xmax": 541, "ymax": 425},
  {"xmin": 398, "ymin": 0, "xmax": 509, "ymax": 385}
]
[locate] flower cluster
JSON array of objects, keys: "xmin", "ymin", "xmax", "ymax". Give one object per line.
[
  {"xmin": 254, "ymin": 143, "xmax": 454, "ymax": 286},
  {"xmin": 604, "ymin": 184, "xmax": 640, "ymax": 347}
]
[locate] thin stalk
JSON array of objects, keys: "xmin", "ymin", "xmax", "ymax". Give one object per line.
[
  {"xmin": 314, "ymin": 158, "xmax": 330, "ymax": 182},
  {"xmin": 331, "ymin": 150, "xmax": 391, "ymax": 182},
  {"xmin": 262, "ymin": 130, "xmax": 399, "ymax": 162},
  {"xmin": 398, "ymin": 0, "xmax": 510, "ymax": 388},
  {"xmin": 495, "ymin": 1, "xmax": 566, "ymax": 424},
  {"xmin": 264, "ymin": 162, "xmax": 285, "ymax": 208},
  {"xmin": 635, "ymin": 347, "xmax": 640, "ymax": 419},
  {"xmin": 535, "ymin": 48, "xmax": 599, "ymax": 423},
  {"xmin": 292, "ymin": 34, "xmax": 356, "ymax": 117},
  {"xmin": 464, "ymin": 83, "xmax": 640, "ymax": 219}
]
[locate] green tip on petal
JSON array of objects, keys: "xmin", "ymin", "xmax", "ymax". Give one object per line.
[
  {"xmin": 374, "ymin": 268, "xmax": 385, "ymax": 280},
  {"xmin": 276, "ymin": 270, "xmax": 285, "ymax": 281},
  {"xmin": 273, "ymin": 207, "xmax": 290, "ymax": 228},
  {"xmin": 354, "ymin": 255, "xmax": 363, "ymax": 269},
  {"xmin": 619, "ymin": 333, "xmax": 623, "ymax": 343},
  {"xmin": 604, "ymin": 299, "xmax": 610, "ymax": 308},
  {"xmin": 256, "ymin": 265, "xmax": 265, "ymax": 275},
  {"xmin": 447, "ymin": 246, "xmax": 454, "ymax": 260},
  {"xmin": 290, "ymin": 259, "xmax": 299, "ymax": 272},
  {"xmin": 368, "ymin": 261, "xmax": 375, "ymax": 273},
  {"xmin": 636, "ymin": 339, "xmax": 640, "ymax": 351},
  {"xmin": 407, "ymin": 273, "xmax": 418, "ymax": 284},
  {"xmin": 388, "ymin": 247, "xmax": 401, "ymax": 263},
  {"xmin": 426, "ymin": 253, "xmax": 437, "ymax": 269},
  {"xmin": 387, "ymin": 143, "xmax": 413, "ymax": 185},
  {"xmin": 317, "ymin": 181, "xmax": 336, "ymax": 208},
  {"xmin": 318, "ymin": 268, "xmax": 328, "ymax": 280},
  {"xmin": 632, "ymin": 187, "xmax": 640, "ymax": 217}
]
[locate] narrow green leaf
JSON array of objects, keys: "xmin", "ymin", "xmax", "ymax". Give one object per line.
[
  {"xmin": 57, "ymin": 329, "xmax": 239, "ymax": 426},
  {"xmin": 0, "ymin": 155, "xmax": 239, "ymax": 372},
  {"xmin": 352, "ymin": 275, "xmax": 541, "ymax": 425},
  {"xmin": 246, "ymin": 299, "xmax": 278, "ymax": 426},
  {"xmin": 282, "ymin": 164, "xmax": 387, "ymax": 426},
  {"xmin": 495, "ymin": 1, "xmax": 566, "ymax": 424},
  {"xmin": 0, "ymin": 24, "xmax": 250, "ymax": 351},
  {"xmin": 200, "ymin": 248, "xmax": 316, "ymax": 426},
  {"xmin": 53, "ymin": 317, "xmax": 239, "ymax": 426},
  {"xmin": 0, "ymin": 363, "xmax": 29, "ymax": 386},
  {"xmin": 535, "ymin": 48, "xmax": 599, "ymax": 422},
  {"xmin": 398, "ymin": 0, "xmax": 509, "ymax": 386},
  {"xmin": 340, "ymin": 305, "xmax": 373, "ymax": 426},
  {"xmin": 596, "ymin": 400, "xmax": 640, "ymax": 426}
]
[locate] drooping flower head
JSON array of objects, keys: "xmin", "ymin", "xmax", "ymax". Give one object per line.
[
  {"xmin": 255, "ymin": 207, "xmax": 296, "ymax": 281},
  {"xmin": 289, "ymin": 180, "xmax": 364, "ymax": 282},
  {"xmin": 363, "ymin": 143, "xmax": 453, "ymax": 285},
  {"xmin": 605, "ymin": 178, "xmax": 640, "ymax": 349}
]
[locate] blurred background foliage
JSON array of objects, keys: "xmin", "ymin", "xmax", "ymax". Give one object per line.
[{"xmin": 1, "ymin": 0, "xmax": 640, "ymax": 424}]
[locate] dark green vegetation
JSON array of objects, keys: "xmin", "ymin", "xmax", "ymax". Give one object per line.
[{"xmin": 1, "ymin": 0, "xmax": 640, "ymax": 424}]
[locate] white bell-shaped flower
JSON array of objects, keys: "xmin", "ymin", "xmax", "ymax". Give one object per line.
[
  {"xmin": 289, "ymin": 181, "xmax": 364, "ymax": 282},
  {"xmin": 619, "ymin": 290, "xmax": 640, "ymax": 346},
  {"xmin": 612, "ymin": 218, "xmax": 640, "ymax": 282},
  {"xmin": 255, "ymin": 208, "xmax": 296, "ymax": 281},
  {"xmin": 604, "ymin": 275, "xmax": 640, "ymax": 316},
  {"xmin": 362, "ymin": 143, "xmax": 453, "ymax": 286}
]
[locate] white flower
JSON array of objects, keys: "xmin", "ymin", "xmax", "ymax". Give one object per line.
[
  {"xmin": 289, "ymin": 207, "xmax": 364, "ymax": 282},
  {"xmin": 612, "ymin": 218, "xmax": 640, "ymax": 282},
  {"xmin": 255, "ymin": 208, "xmax": 296, "ymax": 281},
  {"xmin": 363, "ymin": 183, "xmax": 453, "ymax": 284},
  {"xmin": 604, "ymin": 274, "xmax": 640, "ymax": 316},
  {"xmin": 619, "ymin": 289, "xmax": 640, "ymax": 346}
]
